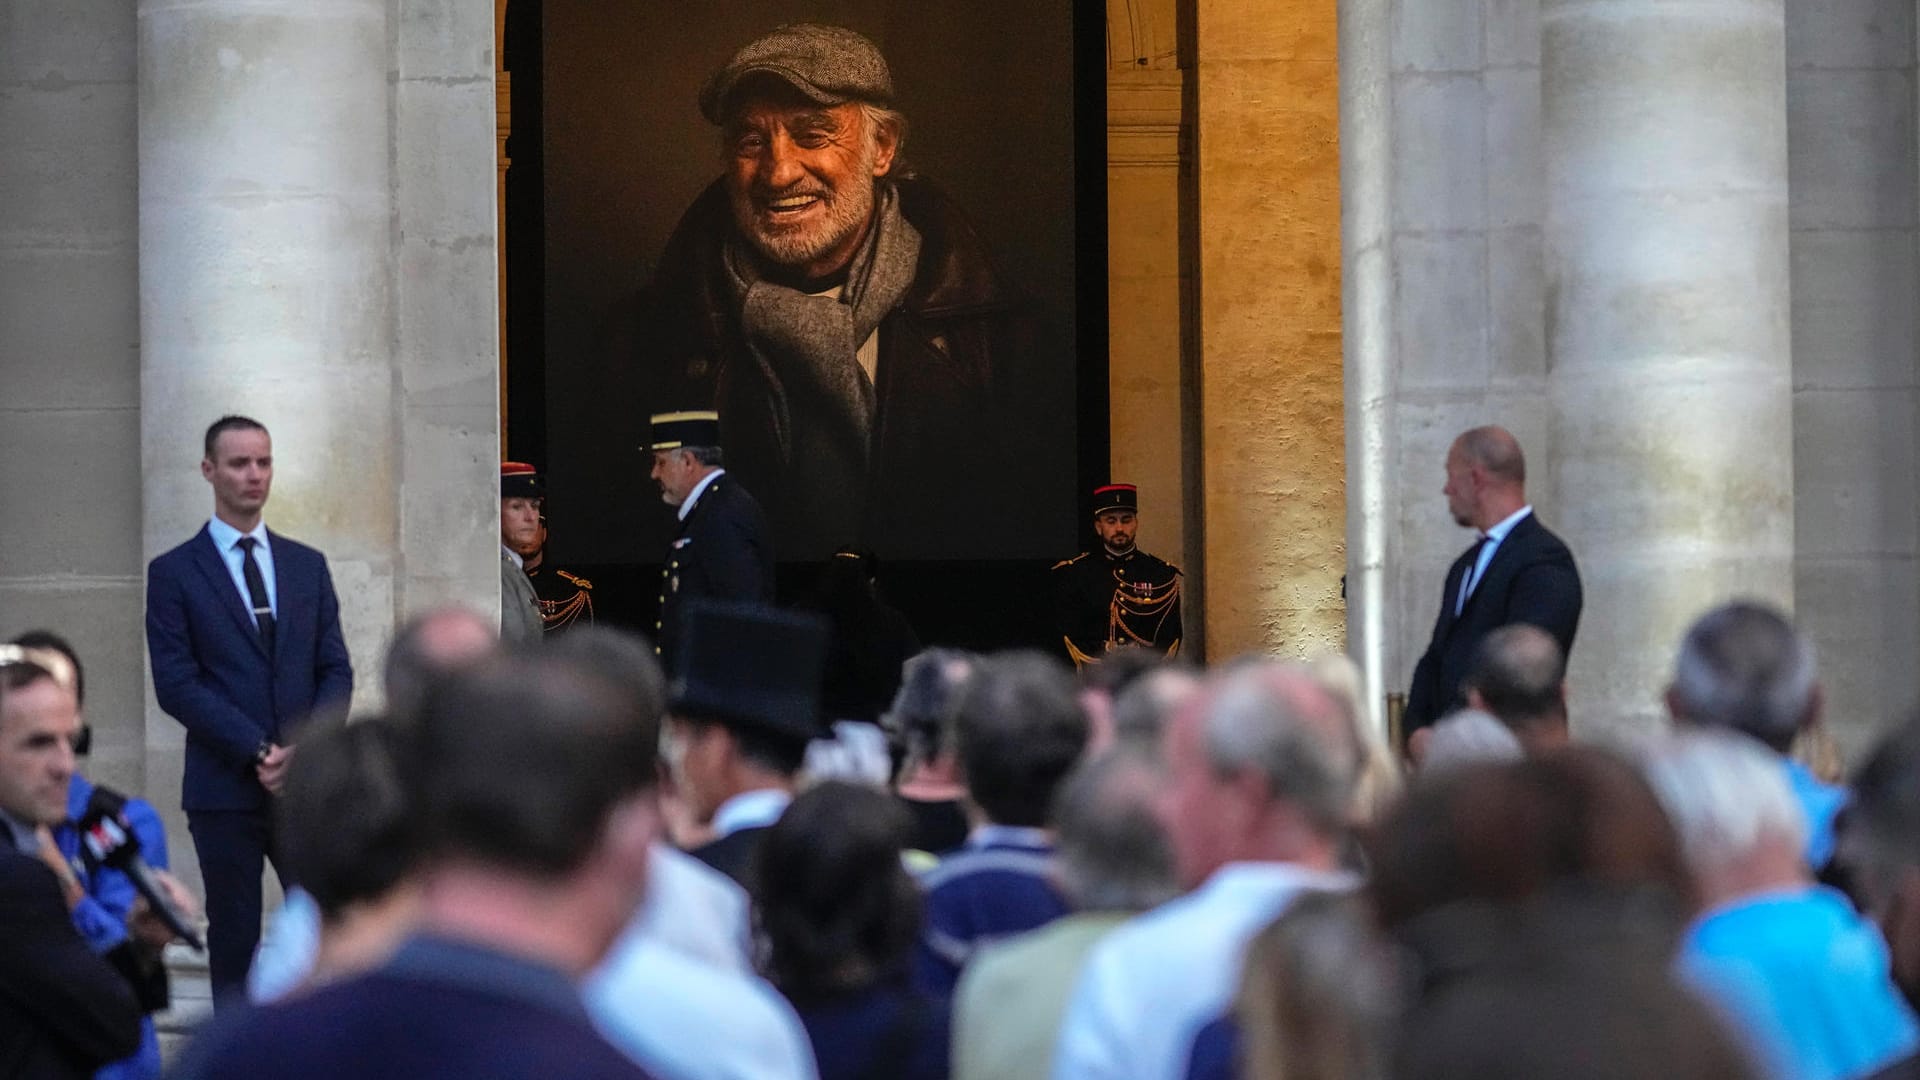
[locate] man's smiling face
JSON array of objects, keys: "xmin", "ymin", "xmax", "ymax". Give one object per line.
[{"xmin": 722, "ymin": 86, "xmax": 896, "ymax": 280}]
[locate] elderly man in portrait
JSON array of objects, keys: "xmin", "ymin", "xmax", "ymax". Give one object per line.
[{"xmin": 633, "ymin": 23, "xmax": 1045, "ymax": 559}]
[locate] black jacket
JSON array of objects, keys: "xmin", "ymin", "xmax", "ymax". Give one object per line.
[
  {"xmin": 0, "ymin": 849, "xmax": 142, "ymax": 1079},
  {"xmin": 1405, "ymin": 512, "xmax": 1583, "ymax": 734},
  {"xmin": 632, "ymin": 177, "xmax": 1054, "ymax": 560},
  {"xmin": 654, "ymin": 474, "xmax": 774, "ymax": 674}
]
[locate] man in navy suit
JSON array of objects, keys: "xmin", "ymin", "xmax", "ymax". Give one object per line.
[
  {"xmin": 646, "ymin": 410, "xmax": 774, "ymax": 671},
  {"xmin": 145, "ymin": 415, "xmax": 353, "ymax": 1002},
  {"xmin": 1405, "ymin": 426, "xmax": 1582, "ymax": 745}
]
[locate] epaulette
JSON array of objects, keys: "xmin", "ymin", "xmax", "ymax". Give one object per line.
[
  {"xmin": 557, "ymin": 570, "xmax": 594, "ymax": 589},
  {"xmin": 1051, "ymin": 552, "xmax": 1092, "ymax": 571}
]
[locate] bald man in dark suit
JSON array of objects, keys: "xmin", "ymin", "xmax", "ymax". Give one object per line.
[{"xmin": 1405, "ymin": 426, "xmax": 1583, "ymax": 744}]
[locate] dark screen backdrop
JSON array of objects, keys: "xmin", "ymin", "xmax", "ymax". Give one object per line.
[{"xmin": 512, "ymin": 0, "xmax": 1106, "ymax": 650}]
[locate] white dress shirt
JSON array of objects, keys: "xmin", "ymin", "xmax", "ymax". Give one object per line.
[
  {"xmin": 1052, "ymin": 862, "xmax": 1355, "ymax": 1080},
  {"xmin": 628, "ymin": 844, "xmax": 752, "ymax": 972},
  {"xmin": 587, "ymin": 927, "xmax": 819, "ymax": 1080},
  {"xmin": 677, "ymin": 468, "xmax": 726, "ymax": 523},
  {"xmin": 711, "ymin": 787, "xmax": 792, "ymax": 840},
  {"xmin": 1456, "ymin": 505, "xmax": 1532, "ymax": 615},
  {"xmin": 502, "ymin": 543, "xmax": 525, "ymax": 570},
  {"xmin": 206, "ymin": 515, "xmax": 277, "ymax": 621}
]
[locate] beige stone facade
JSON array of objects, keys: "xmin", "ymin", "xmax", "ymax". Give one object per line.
[{"xmin": 2, "ymin": 0, "xmax": 1915, "ymax": 864}]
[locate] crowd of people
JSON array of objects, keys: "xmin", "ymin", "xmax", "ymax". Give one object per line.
[{"xmin": 6, "ymin": 575, "xmax": 1920, "ymax": 1080}]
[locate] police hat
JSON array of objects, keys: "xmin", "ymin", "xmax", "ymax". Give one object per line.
[
  {"xmin": 1091, "ymin": 483, "xmax": 1138, "ymax": 516},
  {"xmin": 670, "ymin": 599, "xmax": 828, "ymax": 744},
  {"xmin": 648, "ymin": 411, "xmax": 723, "ymax": 452},
  {"xmin": 501, "ymin": 461, "xmax": 543, "ymax": 499}
]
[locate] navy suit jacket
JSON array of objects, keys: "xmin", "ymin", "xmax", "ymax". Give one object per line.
[
  {"xmin": 1405, "ymin": 512, "xmax": 1582, "ymax": 735},
  {"xmin": 146, "ymin": 525, "xmax": 353, "ymax": 812},
  {"xmin": 0, "ymin": 849, "xmax": 142, "ymax": 1079}
]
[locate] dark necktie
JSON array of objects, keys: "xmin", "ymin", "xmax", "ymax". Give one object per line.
[
  {"xmin": 1455, "ymin": 536, "xmax": 1490, "ymax": 616},
  {"xmin": 236, "ymin": 536, "xmax": 277, "ymax": 656}
]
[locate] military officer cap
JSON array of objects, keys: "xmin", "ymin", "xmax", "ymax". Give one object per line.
[
  {"xmin": 1091, "ymin": 483, "xmax": 1138, "ymax": 516},
  {"xmin": 700, "ymin": 23, "xmax": 895, "ymax": 125},
  {"xmin": 670, "ymin": 599, "xmax": 829, "ymax": 744},
  {"xmin": 501, "ymin": 461, "xmax": 543, "ymax": 499},
  {"xmin": 648, "ymin": 410, "xmax": 723, "ymax": 452}
]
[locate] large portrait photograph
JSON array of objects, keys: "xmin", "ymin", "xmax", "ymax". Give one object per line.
[{"xmin": 527, "ymin": 0, "xmax": 1088, "ymax": 577}]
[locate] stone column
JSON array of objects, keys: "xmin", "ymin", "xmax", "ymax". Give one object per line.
[
  {"xmin": 1192, "ymin": 0, "xmax": 1346, "ymax": 660},
  {"xmin": 0, "ymin": 2, "xmax": 144, "ymax": 794},
  {"xmin": 138, "ymin": 0, "xmax": 397, "ymax": 831},
  {"xmin": 1338, "ymin": 0, "xmax": 1392, "ymax": 728},
  {"xmin": 1543, "ymin": 0, "xmax": 1795, "ymax": 734}
]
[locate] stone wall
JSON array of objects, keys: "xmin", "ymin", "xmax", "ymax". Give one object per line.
[
  {"xmin": 0, "ymin": 1, "xmax": 146, "ymax": 796},
  {"xmin": 1787, "ymin": 0, "xmax": 1918, "ymax": 763}
]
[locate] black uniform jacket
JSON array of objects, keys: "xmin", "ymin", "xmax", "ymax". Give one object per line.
[
  {"xmin": 654, "ymin": 474, "xmax": 775, "ymax": 673},
  {"xmin": 1051, "ymin": 548, "xmax": 1183, "ymax": 664}
]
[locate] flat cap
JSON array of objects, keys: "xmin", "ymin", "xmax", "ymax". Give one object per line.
[{"xmin": 700, "ymin": 23, "xmax": 893, "ymax": 124}]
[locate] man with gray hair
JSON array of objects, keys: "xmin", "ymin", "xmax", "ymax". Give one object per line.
[
  {"xmin": 632, "ymin": 23, "xmax": 1047, "ymax": 559},
  {"xmin": 952, "ymin": 747, "xmax": 1177, "ymax": 1080},
  {"xmin": 1666, "ymin": 600, "xmax": 1844, "ymax": 869},
  {"xmin": 1053, "ymin": 663, "xmax": 1359, "ymax": 1080},
  {"xmin": 1643, "ymin": 730, "xmax": 1918, "ymax": 1080}
]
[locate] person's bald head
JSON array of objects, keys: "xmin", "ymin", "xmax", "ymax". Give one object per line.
[
  {"xmin": 1444, "ymin": 426, "xmax": 1529, "ymax": 530},
  {"xmin": 384, "ymin": 607, "xmax": 500, "ymax": 722},
  {"xmin": 1464, "ymin": 624, "xmax": 1569, "ymax": 753}
]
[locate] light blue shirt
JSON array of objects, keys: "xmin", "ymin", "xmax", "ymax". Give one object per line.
[
  {"xmin": 1456, "ymin": 505, "xmax": 1532, "ymax": 615},
  {"xmin": 1680, "ymin": 886, "xmax": 1920, "ymax": 1080},
  {"xmin": 711, "ymin": 787, "xmax": 791, "ymax": 840},
  {"xmin": 1782, "ymin": 759, "xmax": 1846, "ymax": 870},
  {"xmin": 206, "ymin": 516, "xmax": 277, "ymax": 623}
]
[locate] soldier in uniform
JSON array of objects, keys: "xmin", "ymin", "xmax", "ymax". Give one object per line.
[
  {"xmin": 1051, "ymin": 484, "xmax": 1182, "ymax": 668},
  {"xmin": 646, "ymin": 410, "xmax": 775, "ymax": 670},
  {"xmin": 499, "ymin": 462, "xmax": 545, "ymax": 645},
  {"xmin": 510, "ymin": 511, "xmax": 596, "ymax": 634}
]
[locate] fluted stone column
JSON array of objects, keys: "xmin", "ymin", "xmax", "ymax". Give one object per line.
[
  {"xmin": 1338, "ymin": 0, "xmax": 1392, "ymax": 729},
  {"xmin": 1543, "ymin": 0, "xmax": 1794, "ymax": 734}
]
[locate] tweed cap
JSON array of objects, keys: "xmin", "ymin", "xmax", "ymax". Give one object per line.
[{"xmin": 700, "ymin": 23, "xmax": 894, "ymax": 124}]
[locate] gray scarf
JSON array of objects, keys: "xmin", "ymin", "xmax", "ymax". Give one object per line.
[{"xmin": 723, "ymin": 182, "xmax": 922, "ymax": 480}]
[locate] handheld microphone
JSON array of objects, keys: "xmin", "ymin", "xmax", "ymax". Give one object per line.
[{"xmin": 77, "ymin": 786, "xmax": 205, "ymax": 952}]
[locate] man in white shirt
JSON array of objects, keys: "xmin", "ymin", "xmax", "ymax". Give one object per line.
[{"xmin": 1052, "ymin": 662, "xmax": 1359, "ymax": 1080}]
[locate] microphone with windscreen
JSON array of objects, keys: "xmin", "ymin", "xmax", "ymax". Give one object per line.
[{"xmin": 77, "ymin": 786, "xmax": 205, "ymax": 952}]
